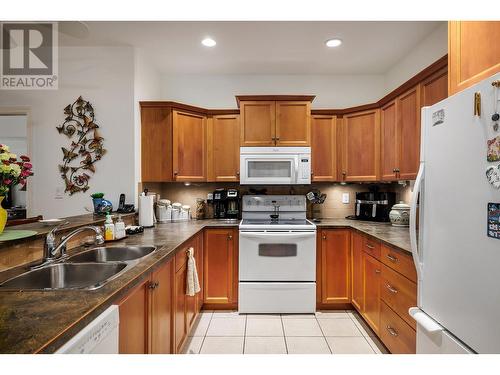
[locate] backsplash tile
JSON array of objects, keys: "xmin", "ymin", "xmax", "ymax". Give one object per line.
[{"xmin": 141, "ymin": 182, "xmax": 412, "ymax": 219}]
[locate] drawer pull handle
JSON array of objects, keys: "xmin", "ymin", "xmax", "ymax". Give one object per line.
[
  {"xmin": 366, "ymin": 244, "xmax": 375, "ymax": 249},
  {"xmin": 386, "ymin": 254, "xmax": 398, "ymax": 263},
  {"xmin": 386, "ymin": 326, "xmax": 399, "ymax": 337},
  {"xmin": 386, "ymin": 284, "xmax": 398, "ymax": 294},
  {"xmin": 375, "ymin": 269, "xmax": 381, "ymax": 274}
]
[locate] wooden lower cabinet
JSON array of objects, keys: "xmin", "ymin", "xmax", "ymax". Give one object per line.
[
  {"xmin": 380, "ymin": 301, "xmax": 416, "ymax": 354},
  {"xmin": 118, "ymin": 259, "xmax": 174, "ymax": 354},
  {"xmin": 118, "ymin": 279, "xmax": 150, "ymax": 354},
  {"xmin": 317, "ymin": 229, "xmax": 351, "ymax": 306},
  {"xmin": 203, "ymin": 228, "xmax": 238, "ymax": 308},
  {"xmin": 351, "ymin": 232, "xmax": 364, "ymax": 311},
  {"xmin": 363, "ymin": 252, "xmax": 382, "ymax": 334},
  {"xmin": 150, "ymin": 260, "xmax": 174, "ymax": 354},
  {"xmin": 118, "ymin": 232, "xmax": 206, "ymax": 354},
  {"xmin": 174, "ymin": 263, "xmax": 188, "ymax": 353}
]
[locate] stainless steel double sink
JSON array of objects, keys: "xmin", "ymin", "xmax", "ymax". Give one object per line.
[{"xmin": 0, "ymin": 246, "xmax": 156, "ymax": 291}]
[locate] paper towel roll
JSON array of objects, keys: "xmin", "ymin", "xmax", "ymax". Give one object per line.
[{"xmin": 139, "ymin": 195, "xmax": 155, "ymax": 227}]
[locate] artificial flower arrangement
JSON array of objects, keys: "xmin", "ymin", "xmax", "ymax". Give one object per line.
[{"xmin": 0, "ymin": 144, "xmax": 33, "ymax": 197}]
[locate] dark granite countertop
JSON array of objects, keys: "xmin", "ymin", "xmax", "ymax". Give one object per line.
[{"xmin": 0, "ymin": 218, "xmax": 409, "ymax": 354}]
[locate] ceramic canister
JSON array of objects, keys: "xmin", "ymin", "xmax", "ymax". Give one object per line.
[{"xmin": 389, "ymin": 202, "xmax": 410, "ymax": 227}]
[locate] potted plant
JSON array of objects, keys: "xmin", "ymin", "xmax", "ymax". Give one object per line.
[{"xmin": 0, "ymin": 144, "xmax": 33, "ymax": 234}]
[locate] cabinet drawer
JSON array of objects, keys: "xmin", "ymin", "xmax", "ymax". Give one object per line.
[
  {"xmin": 380, "ymin": 301, "xmax": 416, "ymax": 354},
  {"xmin": 381, "ymin": 244, "xmax": 417, "ymax": 282},
  {"xmin": 362, "ymin": 236, "xmax": 381, "ymax": 259},
  {"xmin": 381, "ymin": 264, "xmax": 417, "ymax": 329}
]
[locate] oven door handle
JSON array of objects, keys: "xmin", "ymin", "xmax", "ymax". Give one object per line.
[{"xmin": 239, "ymin": 232, "xmax": 316, "ymax": 239}]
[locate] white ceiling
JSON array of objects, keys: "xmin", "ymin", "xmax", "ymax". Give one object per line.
[{"xmin": 59, "ymin": 21, "xmax": 444, "ymax": 75}]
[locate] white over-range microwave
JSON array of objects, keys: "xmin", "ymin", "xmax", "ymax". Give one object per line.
[{"xmin": 240, "ymin": 147, "xmax": 311, "ymax": 185}]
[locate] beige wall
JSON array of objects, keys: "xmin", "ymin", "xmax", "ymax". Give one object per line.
[{"xmin": 142, "ymin": 182, "xmax": 411, "ymax": 219}]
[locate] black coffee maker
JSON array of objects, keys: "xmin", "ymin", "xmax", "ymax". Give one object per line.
[
  {"xmin": 225, "ymin": 189, "xmax": 240, "ymax": 219},
  {"xmin": 351, "ymin": 189, "xmax": 396, "ymax": 222},
  {"xmin": 213, "ymin": 188, "xmax": 227, "ymax": 219}
]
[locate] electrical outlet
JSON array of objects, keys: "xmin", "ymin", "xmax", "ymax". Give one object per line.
[
  {"xmin": 342, "ymin": 193, "xmax": 350, "ymax": 204},
  {"xmin": 55, "ymin": 187, "xmax": 63, "ymax": 200}
]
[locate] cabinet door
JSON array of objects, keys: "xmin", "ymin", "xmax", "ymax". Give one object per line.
[
  {"xmin": 174, "ymin": 264, "xmax": 187, "ymax": 353},
  {"xmin": 140, "ymin": 105, "xmax": 173, "ymax": 182},
  {"xmin": 151, "ymin": 259, "xmax": 174, "ymax": 354},
  {"xmin": 240, "ymin": 101, "xmax": 276, "ymax": 146},
  {"xmin": 203, "ymin": 228, "xmax": 236, "ymax": 306},
  {"xmin": 276, "ymin": 101, "xmax": 311, "ymax": 146},
  {"xmin": 311, "ymin": 115, "xmax": 337, "ymax": 181},
  {"xmin": 351, "ymin": 232, "xmax": 364, "ymax": 312},
  {"xmin": 380, "ymin": 100, "xmax": 399, "ymax": 181},
  {"xmin": 118, "ymin": 279, "xmax": 150, "ymax": 354},
  {"xmin": 172, "ymin": 110, "xmax": 207, "ymax": 181},
  {"xmin": 195, "ymin": 232, "xmax": 204, "ymax": 314},
  {"xmin": 341, "ymin": 109, "xmax": 380, "ymax": 182},
  {"xmin": 186, "ymin": 238, "xmax": 198, "ymax": 329},
  {"xmin": 208, "ymin": 115, "xmax": 240, "ymax": 181},
  {"xmin": 363, "ymin": 253, "xmax": 381, "ymax": 334},
  {"xmin": 449, "ymin": 21, "xmax": 500, "ymax": 95},
  {"xmin": 397, "ymin": 86, "xmax": 420, "ymax": 180},
  {"xmin": 319, "ymin": 229, "xmax": 351, "ymax": 305},
  {"xmin": 420, "ymin": 66, "xmax": 448, "ymax": 107}
]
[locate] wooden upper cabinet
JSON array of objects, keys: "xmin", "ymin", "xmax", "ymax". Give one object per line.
[
  {"xmin": 150, "ymin": 260, "xmax": 173, "ymax": 354},
  {"xmin": 239, "ymin": 97, "xmax": 313, "ymax": 146},
  {"xmin": 140, "ymin": 105, "xmax": 173, "ymax": 182},
  {"xmin": 276, "ymin": 101, "xmax": 311, "ymax": 146},
  {"xmin": 363, "ymin": 252, "xmax": 382, "ymax": 334},
  {"xmin": 203, "ymin": 228, "xmax": 237, "ymax": 306},
  {"xmin": 397, "ymin": 86, "xmax": 421, "ymax": 180},
  {"xmin": 118, "ymin": 279, "xmax": 149, "ymax": 354},
  {"xmin": 380, "ymin": 100, "xmax": 399, "ymax": 181},
  {"xmin": 311, "ymin": 115, "xmax": 337, "ymax": 181},
  {"xmin": 449, "ymin": 21, "xmax": 500, "ymax": 95},
  {"xmin": 172, "ymin": 110, "xmax": 207, "ymax": 181},
  {"xmin": 420, "ymin": 66, "xmax": 448, "ymax": 107},
  {"xmin": 351, "ymin": 232, "xmax": 364, "ymax": 312},
  {"xmin": 318, "ymin": 229, "xmax": 351, "ymax": 305},
  {"xmin": 341, "ymin": 109, "xmax": 380, "ymax": 182},
  {"xmin": 208, "ymin": 114, "xmax": 240, "ymax": 181},
  {"xmin": 240, "ymin": 101, "xmax": 276, "ymax": 146}
]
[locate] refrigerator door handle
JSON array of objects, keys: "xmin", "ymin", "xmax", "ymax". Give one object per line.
[
  {"xmin": 409, "ymin": 307, "xmax": 443, "ymax": 333},
  {"xmin": 410, "ymin": 162, "xmax": 424, "ymax": 280}
]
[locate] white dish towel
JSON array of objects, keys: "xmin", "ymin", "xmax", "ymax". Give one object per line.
[{"xmin": 186, "ymin": 247, "xmax": 201, "ymax": 296}]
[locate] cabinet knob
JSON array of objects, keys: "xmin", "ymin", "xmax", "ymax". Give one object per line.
[
  {"xmin": 386, "ymin": 253, "xmax": 398, "ymax": 263},
  {"xmin": 392, "ymin": 168, "xmax": 397, "ymax": 173},
  {"xmin": 271, "ymin": 137, "xmax": 276, "ymax": 141},
  {"xmin": 148, "ymin": 281, "xmax": 159, "ymax": 290},
  {"xmin": 322, "ymin": 235, "xmax": 327, "ymax": 240},
  {"xmin": 386, "ymin": 326, "xmax": 399, "ymax": 337},
  {"xmin": 276, "ymin": 137, "xmax": 280, "ymax": 141},
  {"xmin": 386, "ymin": 284, "xmax": 398, "ymax": 294},
  {"xmin": 173, "ymin": 171, "xmax": 178, "ymax": 175},
  {"xmin": 228, "ymin": 235, "xmax": 233, "ymax": 240},
  {"xmin": 236, "ymin": 171, "xmax": 240, "ymax": 176}
]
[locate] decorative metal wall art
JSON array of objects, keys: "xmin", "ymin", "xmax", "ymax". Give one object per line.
[{"xmin": 57, "ymin": 96, "xmax": 106, "ymax": 195}]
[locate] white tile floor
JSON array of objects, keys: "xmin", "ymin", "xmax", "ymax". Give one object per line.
[{"xmin": 182, "ymin": 309, "xmax": 389, "ymax": 354}]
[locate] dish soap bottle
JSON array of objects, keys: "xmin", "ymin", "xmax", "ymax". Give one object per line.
[
  {"xmin": 115, "ymin": 214, "xmax": 126, "ymax": 240},
  {"xmin": 104, "ymin": 213, "xmax": 115, "ymax": 241}
]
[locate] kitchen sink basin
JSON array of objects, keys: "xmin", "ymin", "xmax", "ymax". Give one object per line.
[
  {"xmin": 0, "ymin": 262, "xmax": 128, "ymax": 291},
  {"xmin": 66, "ymin": 246, "xmax": 156, "ymax": 263}
]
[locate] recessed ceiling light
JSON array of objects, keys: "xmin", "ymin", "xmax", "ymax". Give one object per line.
[
  {"xmin": 325, "ymin": 38, "xmax": 342, "ymax": 48},
  {"xmin": 201, "ymin": 37, "xmax": 216, "ymax": 47}
]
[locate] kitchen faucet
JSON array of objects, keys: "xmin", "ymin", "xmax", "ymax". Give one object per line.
[{"xmin": 33, "ymin": 223, "xmax": 105, "ymax": 269}]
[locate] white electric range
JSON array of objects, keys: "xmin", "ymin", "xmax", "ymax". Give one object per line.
[{"xmin": 238, "ymin": 195, "xmax": 317, "ymax": 313}]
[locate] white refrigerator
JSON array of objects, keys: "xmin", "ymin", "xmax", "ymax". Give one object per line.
[{"xmin": 410, "ymin": 73, "xmax": 500, "ymax": 354}]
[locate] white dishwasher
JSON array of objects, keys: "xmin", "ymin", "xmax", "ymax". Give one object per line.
[{"xmin": 55, "ymin": 305, "xmax": 119, "ymax": 354}]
